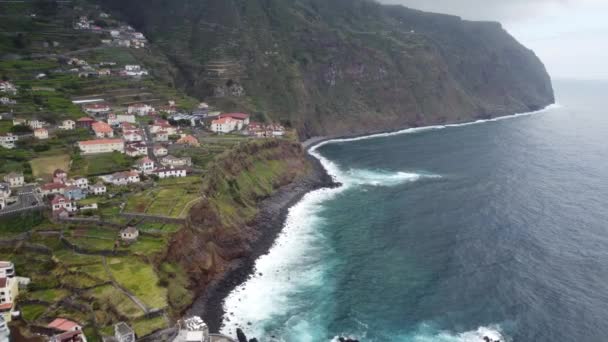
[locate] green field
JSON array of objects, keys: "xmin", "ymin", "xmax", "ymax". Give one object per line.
[
  {"xmin": 107, "ymin": 257, "xmax": 168, "ymax": 309},
  {"xmin": 124, "ymin": 177, "xmax": 201, "ymax": 218},
  {"xmin": 30, "ymin": 154, "xmax": 71, "ymax": 179},
  {"xmin": 71, "ymin": 152, "xmax": 134, "ymax": 177}
]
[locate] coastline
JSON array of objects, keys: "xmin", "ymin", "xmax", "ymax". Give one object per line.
[
  {"xmin": 192, "ymin": 103, "xmax": 559, "ymax": 334},
  {"xmin": 190, "ymin": 152, "xmax": 337, "ymax": 332}
]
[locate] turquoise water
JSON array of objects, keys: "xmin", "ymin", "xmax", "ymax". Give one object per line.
[{"xmin": 222, "ymin": 80, "xmax": 608, "ymax": 342}]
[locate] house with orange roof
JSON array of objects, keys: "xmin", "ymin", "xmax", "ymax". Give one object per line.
[
  {"xmin": 78, "ymin": 139, "xmax": 124, "ymax": 155},
  {"xmin": 91, "ymin": 121, "xmax": 114, "ymax": 138},
  {"xmin": 0, "ymin": 277, "xmax": 18, "ymax": 322},
  {"xmin": 176, "ymin": 134, "xmax": 200, "ymax": 147}
]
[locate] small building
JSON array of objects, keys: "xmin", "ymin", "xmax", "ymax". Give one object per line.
[
  {"xmin": 77, "ymin": 117, "xmax": 96, "ymax": 129},
  {"xmin": 92, "ymin": 122, "xmax": 114, "ymax": 138},
  {"xmin": 210, "ymin": 117, "xmax": 239, "ymax": 134},
  {"xmin": 64, "ymin": 186, "xmax": 87, "ymax": 201},
  {"xmin": 0, "ymin": 81, "xmax": 17, "ymax": 94},
  {"xmin": 84, "ymin": 103, "xmax": 111, "ymax": 114},
  {"xmin": 176, "ymin": 135, "xmax": 200, "ymax": 147},
  {"xmin": 41, "ymin": 183, "xmax": 67, "ymax": 197},
  {"xmin": 34, "ymin": 128, "xmax": 49, "ymax": 140},
  {"xmin": 153, "ymin": 145, "xmax": 168, "ymax": 157},
  {"xmin": 0, "ymin": 277, "xmax": 18, "ymax": 323},
  {"xmin": 119, "ymin": 227, "xmax": 139, "ymax": 242},
  {"xmin": 123, "ymin": 129, "xmax": 144, "ymax": 142},
  {"xmin": 59, "ymin": 120, "xmax": 76, "ymax": 130},
  {"xmin": 70, "ymin": 177, "xmax": 89, "ymax": 189},
  {"xmin": 12, "ymin": 118, "xmax": 26, "ymax": 126},
  {"xmin": 102, "ymin": 171, "xmax": 140, "ymax": 186},
  {"xmin": 78, "ymin": 139, "xmax": 124, "ymax": 155},
  {"xmin": 160, "ymin": 155, "xmax": 192, "ymax": 167},
  {"xmin": 125, "ymin": 142, "xmax": 147, "ymax": 157},
  {"xmin": 136, "ymin": 157, "xmax": 155, "ymax": 174},
  {"xmin": 47, "ymin": 318, "xmax": 83, "ymax": 333},
  {"xmin": 98, "ymin": 69, "xmax": 111, "ymax": 76},
  {"xmin": 0, "ymin": 183, "xmax": 11, "ymax": 200},
  {"xmin": 173, "ymin": 316, "xmax": 211, "ymax": 342},
  {"xmin": 3, "ymin": 172, "xmax": 24, "ymax": 188},
  {"xmin": 0, "ymin": 262, "xmax": 15, "ymax": 278},
  {"xmin": 88, "ymin": 183, "xmax": 107, "ymax": 195},
  {"xmin": 0, "ymin": 133, "xmax": 18, "ymax": 149},
  {"xmin": 154, "ymin": 131, "xmax": 169, "ymax": 142},
  {"xmin": 153, "ymin": 167, "xmax": 187, "ymax": 179},
  {"xmin": 51, "ymin": 195, "xmax": 76, "ymax": 214},
  {"xmin": 53, "ymin": 169, "xmax": 68, "ymax": 183},
  {"xmin": 127, "ymin": 103, "xmax": 154, "ymax": 116},
  {"xmin": 28, "ymin": 119, "xmax": 47, "ymax": 130},
  {"xmin": 49, "ymin": 330, "xmax": 87, "ymax": 342},
  {"xmin": 150, "ymin": 119, "xmax": 176, "ymax": 135},
  {"xmin": 114, "ymin": 322, "xmax": 135, "ymax": 342},
  {"xmin": 107, "ymin": 114, "xmax": 136, "ymax": 126}
]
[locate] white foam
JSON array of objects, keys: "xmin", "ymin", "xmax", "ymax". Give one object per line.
[
  {"xmin": 220, "ymin": 105, "xmax": 556, "ymax": 339},
  {"xmin": 311, "ymin": 103, "xmax": 561, "ymax": 149}
]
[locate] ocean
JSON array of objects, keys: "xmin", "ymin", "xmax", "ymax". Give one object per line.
[{"xmin": 221, "ymin": 79, "xmax": 608, "ymax": 342}]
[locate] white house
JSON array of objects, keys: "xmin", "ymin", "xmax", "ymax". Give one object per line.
[
  {"xmin": 0, "ymin": 262, "xmax": 15, "ymax": 279},
  {"xmin": 89, "ymin": 183, "xmax": 107, "ymax": 195},
  {"xmin": 102, "ymin": 171, "xmax": 140, "ymax": 186},
  {"xmin": 0, "ymin": 276, "xmax": 18, "ymax": 322},
  {"xmin": 120, "ymin": 227, "xmax": 139, "ymax": 242},
  {"xmin": 110, "ymin": 30, "xmax": 120, "ymax": 37},
  {"xmin": 0, "ymin": 133, "xmax": 18, "ymax": 149},
  {"xmin": 3, "ymin": 172, "xmax": 23, "ymax": 188},
  {"xmin": 0, "ymin": 97, "xmax": 16, "ymax": 105},
  {"xmin": 51, "ymin": 195, "xmax": 76, "ymax": 213},
  {"xmin": 28, "ymin": 119, "xmax": 47, "ymax": 130},
  {"xmin": 160, "ymin": 155, "xmax": 192, "ymax": 167},
  {"xmin": 127, "ymin": 103, "xmax": 154, "ymax": 116},
  {"xmin": 219, "ymin": 113, "xmax": 250, "ymax": 126},
  {"xmin": 0, "ymin": 81, "xmax": 17, "ymax": 94},
  {"xmin": 83, "ymin": 103, "xmax": 111, "ymax": 114},
  {"xmin": 107, "ymin": 113, "xmax": 136, "ymax": 126},
  {"xmin": 154, "ymin": 131, "xmax": 169, "ymax": 142},
  {"xmin": 149, "ymin": 119, "xmax": 176, "ymax": 134},
  {"xmin": 34, "ymin": 128, "xmax": 49, "ymax": 140},
  {"xmin": 210, "ymin": 117, "xmax": 239, "ymax": 134},
  {"xmin": 69, "ymin": 177, "xmax": 89, "ymax": 189},
  {"xmin": 153, "ymin": 145, "xmax": 168, "ymax": 157},
  {"xmin": 153, "ymin": 167, "xmax": 187, "ymax": 179},
  {"xmin": 78, "ymin": 139, "xmax": 124, "ymax": 155},
  {"xmin": 135, "ymin": 157, "xmax": 155, "ymax": 174},
  {"xmin": 124, "ymin": 65, "xmax": 148, "ymax": 77},
  {"xmin": 40, "ymin": 183, "xmax": 67, "ymax": 197},
  {"xmin": 59, "ymin": 120, "xmax": 75, "ymax": 130},
  {"xmin": 123, "ymin": 129, "xmax": 144, "ymax": 142}
]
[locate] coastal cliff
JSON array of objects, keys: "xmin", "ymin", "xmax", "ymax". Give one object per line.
[
  {"xmin": 99, "ymin": 0, "xmax": 554, "ymax": 138},
  {"xmin": 165, "ymin": 139, "xmax": 333, "ymax": 328}
]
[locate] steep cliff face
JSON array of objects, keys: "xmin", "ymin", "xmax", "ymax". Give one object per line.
[
  {"xmin": 99, "ymin": 0, "xmax": 554, "ymax": 137},
  {"xmin": 166, "ymin": 140, "xmax": 312, "ymax": 287}
]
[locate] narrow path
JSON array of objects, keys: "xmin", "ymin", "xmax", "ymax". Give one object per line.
[{"xmin": 102, "ymin": 256, "xmax": 151, "ymax": 314}]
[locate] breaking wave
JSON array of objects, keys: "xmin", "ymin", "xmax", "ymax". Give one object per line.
[{"xmin": 219, "ymin": 106, "xmax": 560, "ymax": 340}]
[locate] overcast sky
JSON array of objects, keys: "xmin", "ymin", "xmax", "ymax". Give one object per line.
[{"xmin": 379, "ymin": 0, "xmax": 608, "ymax": 80}]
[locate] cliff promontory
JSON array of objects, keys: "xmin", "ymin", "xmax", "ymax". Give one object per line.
[{"xmin": 100, "ymin": 0, "xmax": 554, "ymax": 138}]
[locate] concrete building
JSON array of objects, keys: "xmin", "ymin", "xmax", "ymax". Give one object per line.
[
  {"xmin": 78, "ymin": 139, "xmax": 124, "ymax": 155},
  {"xmin": 3, "ymin": 172, "xmax": 24, "ymax": 188},
  {"xmin": 0, "ymin": 262, "xmax": 14, "ymax": 279},
  {"xmin": 114, "ymin": 322, "xmax": 135, "ymax": 342}
]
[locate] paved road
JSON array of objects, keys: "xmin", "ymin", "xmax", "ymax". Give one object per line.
[{"xmin": 0, "ymin": 184, "xmax": 44, "ymax": 216}]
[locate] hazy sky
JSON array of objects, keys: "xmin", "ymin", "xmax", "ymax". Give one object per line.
[{"xmin": 379, "ymin": 0, "xmax": 608, "ymax": 80}]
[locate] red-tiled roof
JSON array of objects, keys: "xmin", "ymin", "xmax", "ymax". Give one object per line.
[
  {"xmin": 48, "ymin": 318, "xmax": 81, "ymax": 332},
  {"xmin": 42, "ymin": 183, "xmax": 67, "ymax": 191},
  {"xmin": 92, "ymin": 121, "xmax": 113, "ymax": 133},
  {"xmin": 220, "ymin": 113, "xmax": 250, "ymax": 120},
  {"xmin": 212, "ymin": 117, "xmax": 235, "ymax": 125},
  {"xmin": 51, "ymin": 195, "xmax": 67, "ymax": 204},
  {"xmin": 0, "ymin": 303, "xmax": 12, "ymax": 311},
  {"xmin": 78, "ymin": 139, "xmax": 123, "ymax": 146},
  {"xmin": 77, "ymin": 117, "xmax": 95, "ymax": 122}
]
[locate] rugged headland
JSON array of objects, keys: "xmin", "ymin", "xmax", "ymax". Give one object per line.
[{"xmin": 100, "ymin": 0, "xmax": 554, "ymax": 138}]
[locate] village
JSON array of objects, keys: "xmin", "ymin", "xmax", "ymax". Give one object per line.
[{"xmin": 0, "ymin": 1, "xmax": 289, "ymax": 341}]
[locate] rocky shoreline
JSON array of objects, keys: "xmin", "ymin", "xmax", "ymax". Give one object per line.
[{"xmin": 188, "ymin": 148, "xmax": 336, "ymax": 333}]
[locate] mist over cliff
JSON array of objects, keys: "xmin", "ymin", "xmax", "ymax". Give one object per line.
[{"xmin": 99, "ymin": 0, "xmax": 554, "ymax": 137}]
